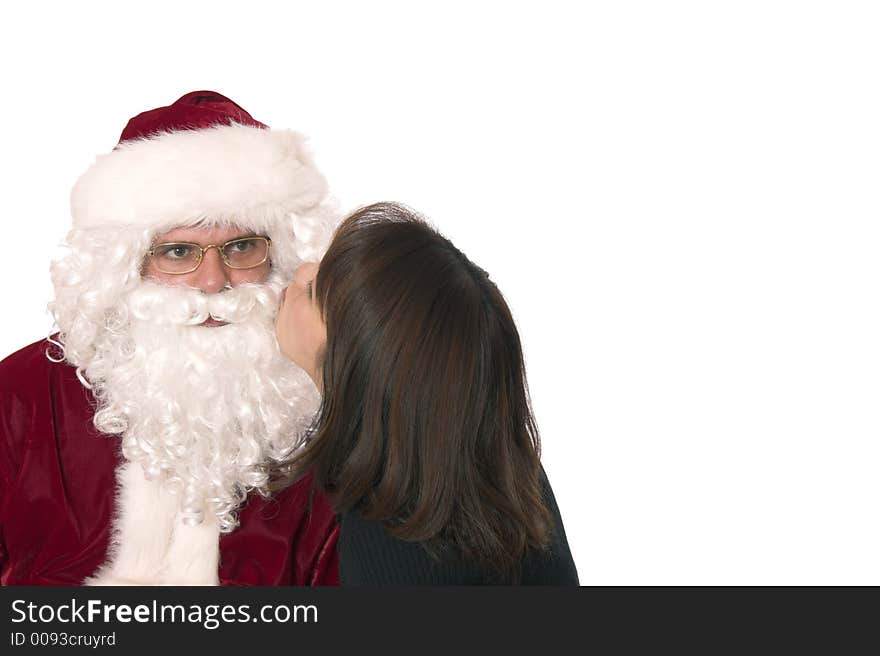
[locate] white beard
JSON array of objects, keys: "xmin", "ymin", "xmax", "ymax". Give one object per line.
[{"xmin": 83, "ymin": 274, "xmax": 318, "ymax": 585}]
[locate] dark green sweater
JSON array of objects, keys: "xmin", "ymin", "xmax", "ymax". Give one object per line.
[{"xmin": 338, "ymin": 471, "xmax": 579, "ymax": 585}]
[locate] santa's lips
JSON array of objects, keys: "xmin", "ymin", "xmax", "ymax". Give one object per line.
[{"xmin": 202, "ymin": 316, "xmax": 228, "ymax": 327}]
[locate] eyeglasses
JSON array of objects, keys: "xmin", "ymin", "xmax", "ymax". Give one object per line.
[{"xmin": 146, "ymin": 236, "xmax": 272, "ymax": 275}]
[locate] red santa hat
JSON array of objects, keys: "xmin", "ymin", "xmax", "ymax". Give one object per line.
[{"xmin": 70, "ymin": 90, "xmax": 329, "ymax": 238}]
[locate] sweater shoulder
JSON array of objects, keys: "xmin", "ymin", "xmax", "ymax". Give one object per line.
[
  {"xmin": 339, "ymin": 510, "xmax": 508, "ymax": 585},
  {"xmin": 338, "ymin": 511, "xmax": 472, "ymax": 585},
  {"xmin": 520, "ymin": 468, "xmax": 580, "ymax": 585}
]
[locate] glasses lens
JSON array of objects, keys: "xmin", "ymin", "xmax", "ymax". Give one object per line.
[
  {"xmin": 151, "ymin": 243, "xmax": 201, "ymax": 274},
  {"xmin": 222, "ymin": 237, "xmax": 269, "ymax": 269}
]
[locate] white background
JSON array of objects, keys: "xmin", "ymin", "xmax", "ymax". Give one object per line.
[{"xmin": 1, "ymin": 1, "xmax": 878, "ymax": 585}]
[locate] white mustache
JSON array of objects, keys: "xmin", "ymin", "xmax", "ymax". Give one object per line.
[{"xmin": 125, "ymin": 278, "xmax": 282, "ymax": 326}]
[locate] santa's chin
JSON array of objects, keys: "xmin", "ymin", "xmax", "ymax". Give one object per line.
[{"xmin": 98, "ymin": 280, "xmax": 319, "ymax": 532}]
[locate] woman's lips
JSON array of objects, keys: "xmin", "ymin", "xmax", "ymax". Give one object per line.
[{"xmin": 202, "ymin": 317, "xmax": 228, "ymax": 327}]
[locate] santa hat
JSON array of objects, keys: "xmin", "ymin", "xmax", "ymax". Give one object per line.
[{"xmin": 70, "ymin": 90, "xmax": 330, "ymax": 241}]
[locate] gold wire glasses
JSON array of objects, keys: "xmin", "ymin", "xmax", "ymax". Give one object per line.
[{"xmin": 146, "ymin": 236, "xmax": 271, "ymax": 275}]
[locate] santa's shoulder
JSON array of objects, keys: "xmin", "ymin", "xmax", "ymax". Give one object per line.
[
  {"xmin": 0, "ymin": 338, "xmax": 66, "ymax": 390},
  {"xmin": 0, "ymin": 338, "xmax": 98, "ymax": 485},
  {"xmin": 0, "ymin": 337, "xmax": 89, "ymax": 412}
]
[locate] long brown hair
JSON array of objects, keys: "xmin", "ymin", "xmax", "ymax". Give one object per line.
[{"xmin": 286, "ymin": 202, "xmax": 552, "ymax": 577}]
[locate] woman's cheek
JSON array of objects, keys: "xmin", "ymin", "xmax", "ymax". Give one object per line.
[{"xmin": 275, "ymin": 299, "xmax": 293, "ymax": 357}]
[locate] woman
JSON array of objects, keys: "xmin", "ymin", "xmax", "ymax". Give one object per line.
[{"xmin": 275, "ymin": 202, "xmax": 578, "ymax": 585}]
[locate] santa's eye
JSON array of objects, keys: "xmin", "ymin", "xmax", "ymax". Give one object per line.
[
  {"xmin": 225, "ymin": 238, "xmax": 256, "ymax": 254},
  {"xmin": 156, "ymin": 244, "xmax": 196, "ymax": 260},
  {"xmin": 222, "ymin": 237, "xmax": 269, "ymax": 267}
]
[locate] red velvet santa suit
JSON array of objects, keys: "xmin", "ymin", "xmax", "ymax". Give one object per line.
[
  {"xmin": 0, "ymin": 90, "xmax": 342, "ymax": 586},
  {"xmin": 0, "ymin": 339, "xmax": 339, "ymax": 585}
]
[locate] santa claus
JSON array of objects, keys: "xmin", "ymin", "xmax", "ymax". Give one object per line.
[{"xmin": 0, "ymin": 91, "xmax": 340, "ymax": 585}]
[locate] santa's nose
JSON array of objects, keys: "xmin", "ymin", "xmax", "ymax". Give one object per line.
[{"xmin": 192, "ymin": 247, "xmax": 232, "ymax": 293}]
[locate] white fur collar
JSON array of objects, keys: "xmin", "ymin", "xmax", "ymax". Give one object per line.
[{"xmin": 85, "ymin": 461, "xmax": 220, "ymax": 586}]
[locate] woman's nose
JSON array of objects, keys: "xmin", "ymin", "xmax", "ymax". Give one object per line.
[{"xmin": 294, "ymin": 262, "xmax": 318, "ymax": 287}]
